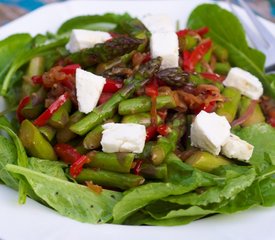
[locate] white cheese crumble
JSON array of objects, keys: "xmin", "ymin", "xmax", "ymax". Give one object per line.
[
  {"xmin": 150, "ymin": 32, "xmax": 179, "ymax": 69},
  {"xmin": 221, "ymin": 134, "xmax": 254, "ymax": 162},
  {"xmin": 66, "ymin": 29, "xmax": 111, "ymax": 53},
  {"xmin": 100, "ymin": 123, "xmax": 146, "ymax": 153},
  {"xmin": 223, "ymin": 67, "xmax": 263, "ymax": 100},
  {"xmin": 190, "ymin": 111, "xmax": 231, "ymax": 155},
  {"xmin": 75, "ymin": 68, "xmax": 106, "ymax": 114}
]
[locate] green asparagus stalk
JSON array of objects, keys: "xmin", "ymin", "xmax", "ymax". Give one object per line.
[
  {"xmin": 56, "ymin": 111, "xmax": 84, "ymax": 143},
  {"xmin": 213, "ymin": 43, "xmax": 229, "ymax": 62},
  {"xmin": 185, "ymin": 151, "xmax": 230, "ymax": 172},
  {"xmin": 19, "ymin": 120, "xmax": 57, "ymax": 160},
  {"xmin": 38, "ymin": 125, "xmax": 56, "ymax": 142},
  {"xmin": 22, "ymin": 56, "xmax": 45, "ymax": 96},
  {"xmin": 70, "ymin": 57, "xmax": 162, "ymax": 135},
  {"xmin": 238, "ymin": 96, "xmax": 265, "ymax": 127},
  {"xmin": 48, "ymin": 100, "xmax": 72, "ymax": 129},
  {"xmin": 214, "ymin": 62, "xmax": 231, "ymax": 75},
  {"xmin": 66, "ymin": 36, "xmax": 144, "ymax": 68},
  {"xmin": 156, "ymin": 67, "xmax": 223, "ymax": 90},
  {"xmin": 178, "ymin": 34, "xmax": 198, "ymax": 51},
  {"xmin": 121, "ymin": 112, "xmax": 163, "ymax": 126},
  {"xmin": 118, "ymin": 95, "xmax": 176, "ymax": 115},
  {"xmin": 151, "ymin": 113, "xmax": 186, "ymax": 165},
  {"xmin": 76, "ymin": 168, "xmax": 145, "ymax": 190},
  {"xmin": 216, "ymin": 87, "xmax": 241, "ymax": 123},
  {"xmin": 87, "ymin": 151, "xmax": 134, "ymax": 173},
  {"xmin": 21, "ymin": 103, "xmax": 44, "ymax": 119},
  {"xmin": 140, "ymin": 163, "xmax": 167, "ymax": 180},
  {"xmin": 136, "ymin": 141, "xmax": 155, "ymax": 160}
]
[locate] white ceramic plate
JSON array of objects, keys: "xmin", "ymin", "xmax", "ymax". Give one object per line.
[{"xmin": 0, "ymin": 1, "xmax": 275, "ymax": 240}]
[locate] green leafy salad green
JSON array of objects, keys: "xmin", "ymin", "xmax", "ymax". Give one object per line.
[{"xmin": 0, "ymin": 3, "xmax": 275, "ymax": 226}]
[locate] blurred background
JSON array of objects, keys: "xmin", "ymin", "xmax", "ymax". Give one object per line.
[{"xmin": 0, "ymin": 0, "xmax": 274, "ymax": 26}]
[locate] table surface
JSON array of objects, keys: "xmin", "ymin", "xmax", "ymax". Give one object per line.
[{"xmin": 0, "ymin": 0, "xmax": 274, "ymax": 27}]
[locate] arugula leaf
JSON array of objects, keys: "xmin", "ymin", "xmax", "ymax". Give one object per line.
[
  {"xmin": 165, "ymin": 165, "xmax": 256, "ymax": 207},
  {"xmin": 6, "ymin": 164, "xmax": 122, "ymax": 223},
  {"xmin": 0, "ymin": 124, "xmax": 28, "ymax": 203},
  {"xmin": 0, "ymin": 34, "xmax": 32, "ymax": 84},
  {"xmin": 57, "ymin": 13, "xmax": 132, "ymax": 34},
  {"xmin": 0, "ymin": 135, "xmax": 18, "ymax": 189},
  {"xmin": 187, "ymin": 4, "xmax": 275, "ymax": 98},
  {"xmin": 28, "ymin": 157, "xmax": 67, "ymax": 180},
  {"xmin": 0, "ymin": 37, "xmax": 67, "ymax": 96},
  {"xmin": 234, "ymin": 123, "xmax": 275, "ymax": 173},
  {"xmin": 113, "ymin": 154, "xmax": 219, "ymax": 224}
]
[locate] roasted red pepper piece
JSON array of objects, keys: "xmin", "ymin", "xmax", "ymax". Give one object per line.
[
  {"xmin": 195, "ymin": 27, "xmax": 209, "ymax": 36},
  {"xmin": 193, "ymin": 101, "xmax": 216, "ymax": 115},
  {"xmin": 157, "ymin": 124, "xmax": 169, "ymax": 136},
  {"xmin": 54, "ymin": 143, "xmax": 82, "ymax": 164},
  {"xmin": 133, "ymin": 160, "xmax": 143, "ymax": 175},
  {"xmin": 146, "ymin": 125, "xmax": 158, "ymax": 141},
  {"xmin": 33, "ymin": 92, "xmax": 70, "ymax": 126},
  {"xmin": 103, "ymin": 79, "xmax": 123, "ymax": 93},
  {"xmin": 16, "ymin": 96, "xmax": 31, "ymax": 123},
  {"xmin": 60, "ymin": 64, "xmax": 81, "ymax": 75},
  {"xmin": 70, "ymin": 155, "xmax": 90, "ymax": 178},
  {"xmin": 187, "ymin": 39, "xmax": 212, "ymax": 71},
  {"xmin": 145, "ymin": 78, "xmax": 158, "ymax": 126},
  {"xmin": 31, "ymin": 75, "xmax": 43, "ymax": 85},
  {"xmin": 200, "ymin": 72, "xmax": 225, "ymax": 82},
  {"xmin": 177, "ymin": 27, "xmax": 209, "ymax": 38}
]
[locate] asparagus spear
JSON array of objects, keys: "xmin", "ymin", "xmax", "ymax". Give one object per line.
[
  {"xmin": 216, "ymin": 87, "xmax": 241, "ymax": 123},
  {"xmin": 118, "ymin": 95, "xmax": 176, "ymax": 115},
  {"xmin": 19, "ymin": 120, "xmax": 57, "ymax": 160},
  {"xmin": 121, "ymin": 112, "xmax": 163, "ymax": 126},
  {"xmin": 87, "ymin": 151, "xmax": 134, "ymax": 173},
  {"xmin": 185, "ymin": 151, "xmax": 230, "ymax": 172},
  {"xmin": 38, "ymin": 125, "xmax": 56, "ymax": 142},
  {"xmin": 70, "ymin": 57, "xmax": 162, "ymax": 135},
  {"xmin": 48, "ymin": 100, "xmax": 72, "ymax": 129},
  {"xmin": 151, "ymin": 113, "xmax": 186, "ymax": 165},
  {"xmin": 214, "ymin": 62, "xmax": 231, "ymax": 75},
  {"xmin": 140, "ymin": 163, "xmax": 167, "ymax": 180},
  {"xmin": 213, "ymin": 43, "xmax": 229, "ymax": 62},
  {"xmin": 76, "ymin": 168, "xmax": 145, "ymax": 190},
  {"xmin": 156, "ymin": 67, "xmax": 223, "ymax": 90},
  {"xmin": 66, "ymin": 36, "xmax": 144, "ymax": 68},
  {"xmin": 56, "ymin": 111, "xmax": 84, "ymax": 143}
]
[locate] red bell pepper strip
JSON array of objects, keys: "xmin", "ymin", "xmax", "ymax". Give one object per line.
[
  {"xmin": 176, "ymin": 29, "xmax": 190, "ymax": 38},
  {"xmin": 133, "ymin": 160, "xmax": 143, "ymax": 175},
  {"xmin": 145, "ymin": 125, "xmax": 158, "ymax": 141},
  {"xmin": 157, "ymin": 124, "xmax": 169, "ymax": 136},
  {"xmin": 70, "ymin": 155, "xmax": 90, "ymax": 178},
  {"xmin": 60, "ymin": 64, "xmax": 81, "ymax": 75},
  {"xmin": 31, "ymin": 75, "xmax": 43, "ymax": 85},
  {"xmin": 16, "ymin": 96, "xmax": 31, "ymax": 123},
  {"xmin": 54, "ymin": 143, "xmax": 82, "ymax": 164},
  {"xmin": 142, "ymin": 53, "xmax": 151, "ymax": 64},
  {"xmin": 193, "ymin": 101, "xmax": 216, "ymax": 115},
  {"xmin": 33, "ymin": 92, "xmax": 70, "ymax": 126},
  {"xmin": 195, "ymin": 27, "xmax": 209, "ymax": 36},
  {"xmin": 103, "ymin": 79, "xmax": 123, "ymax": 93},
  {"xmin": 187, "ymin": 39, "xmax": 212, "ymax": 72},
  {"xmin": 200, "ymin": 72, "xmax": 225, "ymax": 82},
  {"xmin": 182, "ymin": 50, "xmax": 191, "ymax": 71},
  {"xmin": 145, "ymin": 78, "xmax": 158, "ymax": 126}
]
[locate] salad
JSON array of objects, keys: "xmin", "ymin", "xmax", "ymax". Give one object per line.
[{"xmin": 0, "ymin": 3, "xmax": 275, "ymax": 226}]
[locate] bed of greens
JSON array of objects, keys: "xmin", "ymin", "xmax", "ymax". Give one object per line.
[{"xmin": 0, "ymin": 3, "xmax": 275, "ymax": 226}]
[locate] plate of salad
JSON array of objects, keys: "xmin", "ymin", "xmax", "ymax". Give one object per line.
[{"xmin": 0, "ymin": 0, "xmax": 275, "ymax": 240}]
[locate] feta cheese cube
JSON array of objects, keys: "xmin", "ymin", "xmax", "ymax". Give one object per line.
[
  {"xmin": 66, "ymin": 29, "xmax": 111, "ymax": 53},
  {"xmin": 76, "ymin": 69, "xmax": 106, "ymax": 114},
  {"xmin": 191, "ymin": 111, "xmax": 231, "ymax": 155},
  {"xmin": 101, "ymin": 123, "xmax": 146, "ymax": 153},
  {"xmin": 223, "ymin": 67, "xmax": 263, "ymax": 100},
  {"xmin": 221, "ymin": 134, "xmax": 254, "ymax": 162},
  {"xmin": 142, "ymin": 14, "xmax": 175, "ymax": 33},
  {"xmin": 150, "ymin": 32, "xmax": 179, "ymax": 69}
]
